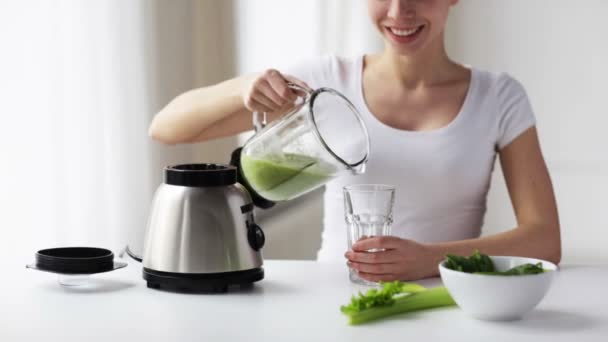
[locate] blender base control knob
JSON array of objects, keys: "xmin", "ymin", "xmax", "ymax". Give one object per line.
[{"xmin": 247, "ymin": 222, "xmax": 265, "ymax": 251}]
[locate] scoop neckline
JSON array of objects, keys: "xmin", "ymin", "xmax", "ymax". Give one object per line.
[{"xmin": 356, "ymin": 54, "xmax": 476, "ymax": 137}]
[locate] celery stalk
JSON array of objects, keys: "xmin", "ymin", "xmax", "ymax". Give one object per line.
[{"xmin": 345, "ymin": 286, "xmax": 456, "ymax": 325}]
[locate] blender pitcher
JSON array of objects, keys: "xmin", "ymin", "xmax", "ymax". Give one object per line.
[{"xmin": 231, "ymin": 84, "xmax": 370, "ymax": 208}]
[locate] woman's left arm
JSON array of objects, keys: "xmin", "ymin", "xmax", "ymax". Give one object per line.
[{"xmin": 347, "ymin": 127, "xmax": 561, "ymax": 281}]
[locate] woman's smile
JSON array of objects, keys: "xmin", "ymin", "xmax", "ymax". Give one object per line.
[{"xmin": 384, "ymin": 24, "xmax": 426, "ymax": 45}]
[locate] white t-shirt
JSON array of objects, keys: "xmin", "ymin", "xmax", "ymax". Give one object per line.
[{"xmin": 282, "ymin": 55, "xmax": 536, "ymax": 261}]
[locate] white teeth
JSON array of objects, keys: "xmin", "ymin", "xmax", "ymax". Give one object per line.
[{"xmin": 390, "ymin": 26, "xmax": 421, "ymax": 37}]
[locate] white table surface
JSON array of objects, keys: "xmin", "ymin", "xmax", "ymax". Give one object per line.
[{"xmin": 3, "ymin": 258, "xmax": 608, "ymax": 341}]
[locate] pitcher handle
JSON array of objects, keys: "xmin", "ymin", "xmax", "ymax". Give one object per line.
[
  {"xmin": 252, "ymin": 111, "xmax": 267, "ymax": 133},
  {"xmin": 252, "ymin": 83, "xmax": 312, "ymax": 133}
]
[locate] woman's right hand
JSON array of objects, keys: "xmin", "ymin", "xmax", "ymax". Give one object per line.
[{"xmin": 242, "ymin": 69, "xmax": 311, "ymax": 114}]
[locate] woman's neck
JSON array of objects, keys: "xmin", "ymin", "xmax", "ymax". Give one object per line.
[{"xmin": 371, "ymin": 33, "xmax": 461, "ymax": 88}]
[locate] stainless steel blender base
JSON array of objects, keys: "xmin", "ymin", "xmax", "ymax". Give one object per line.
[{"xmin": 143, "ymin": 267, "xmax": 264, "ymax": 293}]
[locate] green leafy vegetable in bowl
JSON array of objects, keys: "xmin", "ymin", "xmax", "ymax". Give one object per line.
[
  {"xmin": 340, "ymin": 282, "xmax": 455, "ymax": 325},
  {"xmin": 444, "ymin": 250, "xmax": 545, "ymax": 275}
]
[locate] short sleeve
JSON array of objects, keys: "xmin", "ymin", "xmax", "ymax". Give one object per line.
[
  {"xmin": 277, "ymin": 55, "xmax": 332, "ymax": 91},
  {"xmin": 495, "ymin": 74, "xmax": 537, "ymax": 150}
]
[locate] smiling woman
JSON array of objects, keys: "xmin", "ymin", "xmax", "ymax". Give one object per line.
[
  {"xmin": 2, "ymin": 0, "xmax": 605, "ymax": 284},
  {"xmin": 148, "ymin": 0, "xmax": 567, "ymax": 282}
]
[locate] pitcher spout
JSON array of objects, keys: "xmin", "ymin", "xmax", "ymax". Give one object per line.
[{"xmin": 349, "ymin": 160, "xmax": 367, "ymax": 175}]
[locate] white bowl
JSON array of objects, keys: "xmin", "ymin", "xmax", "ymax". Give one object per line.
[{"xmin": 438, "ymin": 256, "xmax": 558, "ymax": 321}]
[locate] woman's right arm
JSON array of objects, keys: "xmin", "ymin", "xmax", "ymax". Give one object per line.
[{"xmin": 149, "ymin": 70, "xmax": 308, "ymax": 145}]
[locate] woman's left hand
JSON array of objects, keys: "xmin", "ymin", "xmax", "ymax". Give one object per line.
[{"xmin": 345, "ymin": 236, "xmax": 440, "ymax": 282}]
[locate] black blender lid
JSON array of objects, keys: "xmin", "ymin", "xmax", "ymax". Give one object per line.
[
  {"xmin": 26, "ymin": 247, "xmax": 127, "ymax": 275},
  {"xmin": 164, "ymin": 163, "xmax": 237, "ymax": 187}
]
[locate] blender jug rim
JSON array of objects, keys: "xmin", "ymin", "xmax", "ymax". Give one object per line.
[{"xmin": 308, "ymin": 87, "xmax": 371, "ymax": 171}]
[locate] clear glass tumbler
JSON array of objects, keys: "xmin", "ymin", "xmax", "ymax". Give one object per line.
[{"xmin": 343, "ymin": 184, "xmax": 395, "ymax": 286}]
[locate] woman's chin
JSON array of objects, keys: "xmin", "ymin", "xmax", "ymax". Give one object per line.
[
  {"xmin": 385, "ymin": 42, "xmax": 425, "ymax": 57},
  {"xmin": 384, "ymin": 34, "xmax": 438, "ymax": 58}
]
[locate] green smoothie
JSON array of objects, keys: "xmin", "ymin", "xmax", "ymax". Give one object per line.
[{"xmin": 241, "ymin": 153, "xmax": 336, "ymax": 201}]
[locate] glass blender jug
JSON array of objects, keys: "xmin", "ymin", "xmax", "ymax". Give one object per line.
[{"xmin": 233, "ymin": 84, "xmax": 370, "ymax": 208}]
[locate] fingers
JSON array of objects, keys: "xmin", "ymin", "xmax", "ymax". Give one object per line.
[
  {"xmin": 244, "ymin": 79, "xmax": 282, "ymax": 112},
  {"xmin": 266, "ymin": 70, "xmax": 297, "ymax": 103},
  {"xmin": 347, "ymin": 260, "xmax": 395, "ymax": 275},
  {"xmin": 258, "ymin": 82, "xmax": 287, "ymax": 108},
  {"xmin": 346, "ymin": 250, "xmax": 399, "ymax": 276},
  {"xmin": 248, "ymin": 98, "xmax": 274, "ymax": 114},
  {"xmin": 345, "ymin": 249, "xmax": 400, "ymax": 264},
  {"xmin": 351, "ymin": 236, "xmax": 404, "ymax": 252},
  {"xmin": 243, "ymin": 69, "xmax": 309, "ymax": 113},
  {"xmin": 283, "ymin": 75, "xmax": 312, "ymax": 94}
]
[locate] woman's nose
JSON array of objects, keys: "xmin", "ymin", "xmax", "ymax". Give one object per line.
[{"xmin": 387, "ymin": 0, "xmax": 416, "ymax": 20}]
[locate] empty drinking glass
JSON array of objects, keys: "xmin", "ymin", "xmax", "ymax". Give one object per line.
[{"xmin": 344, "ymin": 184, "xmax": 396, "ymax": 286}]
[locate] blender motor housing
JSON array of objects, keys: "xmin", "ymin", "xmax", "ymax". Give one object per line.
[{"xmin": 142, "ymin": 164, "xmax": 265, "ymax": 293}]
